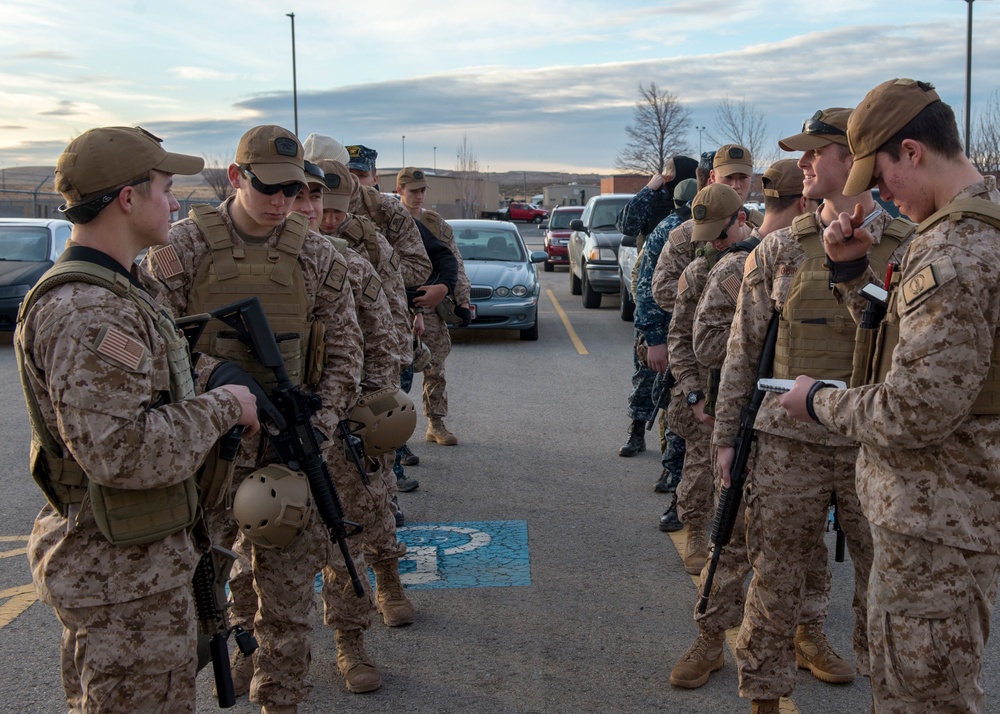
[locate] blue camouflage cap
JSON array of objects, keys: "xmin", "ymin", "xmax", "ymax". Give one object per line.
[{"xmin": 346, "ymin": 144, "xmax": 378, "ymax": 173}]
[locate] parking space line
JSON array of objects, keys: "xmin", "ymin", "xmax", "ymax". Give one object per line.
[
  {"xmin": 545, "ymin": 289, "xmax": 588, "ymax": 355},
  {"xmin": 0, "ymin": 548, "xmax": 27, "ymax": 559},
  {"xmin": 666, "ymin": 528, "xmax": 801, "ymax": 713},
  {"xmin": 0, "ymin": 584, "xmax": 37, "ymax": 630}
]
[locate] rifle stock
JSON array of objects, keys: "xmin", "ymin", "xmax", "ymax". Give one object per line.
[
  {"xmin": 210, "ymin": 297, "xmax": 366, "ymax": 598},
  {"xmin": 698, "ymin": 312, "xmax": 779, "ymax": 614}
]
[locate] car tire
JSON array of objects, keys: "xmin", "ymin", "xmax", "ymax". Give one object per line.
[
  {"xmin": 543, "ymin": 259, "xmax": 554, "ymax": 272},
  {"xmin": 533, "ymin": 215, "xmax": 543, "ymax": 224},
  {"xmin": 520, "ymin": 320, "xmax": 539, "ymax": 341},
  {"xmin": 619, "ymin": 270, "xmax": 635, "ymax": 322},
  {"xmin": 570, "ymin": 264, "xmax": 582, "ymax": 295},
  {"xmin": 582, "ymin": 266, "xmax": 602, "ymax": 309}
]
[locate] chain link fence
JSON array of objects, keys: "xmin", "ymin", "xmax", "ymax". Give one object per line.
[{"xmin": 0, "ymin": 187, "xmax": 206, "ymax": 221}]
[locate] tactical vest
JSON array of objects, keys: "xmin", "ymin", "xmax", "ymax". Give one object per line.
[
  {"xmin": 360, "ymin": 184, "xmax": 391, "ymax": 230},
  {"xmin": 872, "ymin": 198, "xmax": 1000, "ymax": 414},
  {"xmin": 341, "ymin": 214, "xmax": 381, "ymax": 266},
  {"xmin": 773, "ymin": 212, "xmax": 912, "ymax": 381},
  {"xmin": 15, "ymin": 261, "xmax": 199, "ymax": 545},
  {"xmin": 184, "ymin": 205, "xmax": 321, "ymax": 393}
]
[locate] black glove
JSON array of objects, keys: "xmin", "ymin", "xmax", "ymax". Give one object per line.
[
  {"xmin": 207, "ymin": 362, "xmax": 282, "ymax": 426},
  {"xmin": 455, "ymin": 306, "xmax": 472, "ymax": 328}
]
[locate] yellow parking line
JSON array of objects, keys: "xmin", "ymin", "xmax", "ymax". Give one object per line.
[
  {"xmin": 0, "ymin": 547, "xmax": 27, "ymax": 559},
  {"xmin": 545, "ymin": 289, "xmax": 588, "ymax": 355},
  {"xmin": 667, "ymin": 528, "xmax": 801, "ymax": 713},
  {"xmin": 0, "ymin": 584, "xmax": 37, "ymax": 629},
  {"xmin": 0, "ymin": 536, "xmax": 29, "ymax": 542}
]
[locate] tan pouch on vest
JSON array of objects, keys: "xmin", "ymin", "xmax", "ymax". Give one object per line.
[{"xmin": 89, "ymin": 479, "xmax": 198, "ymax": 546}]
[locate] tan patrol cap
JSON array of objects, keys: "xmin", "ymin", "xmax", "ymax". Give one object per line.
[
  {"xmin": 844, "ymin": 78, "xmax": 941, "ymax": 196},
  {"xmin": 235, "ymin": 125, "xmax": 306, "ymax": 185},
  {"xmin": 713, "ymin": 144, "xmax": 753, "ymax": 177},
  {"xmin": 397, "ymin": 166, "xmax": 428, "ymax": 190},
  {"xmin": 778, "ymin": 108, "xmax": 851, "ymax": 152},
  {"xmin": 55, "ymin": 126, "xmax": 203, "ymax": 206},
  {"xmin": 303, "ymin": 133, "xmax": 350, "ymax": 164},
  {"xmin": 761, "ymin": 159, "xmax": 805, "ymax": 198},
  {"xmin": 691, "ymin": 184, "xmax": 743, "ymax": 242},
  {"xmin": 315, "ymin": 159, "xmax": 352, "ymax": 212}
]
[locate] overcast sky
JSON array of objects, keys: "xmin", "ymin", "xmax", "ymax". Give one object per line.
[{"xmin": 2, "ymin": 1, "xmax": 999, "ymax": 174}]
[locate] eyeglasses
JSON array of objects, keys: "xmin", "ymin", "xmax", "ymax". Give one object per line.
[
  {"xmin": 716, "ymin": 213, "xmax": 738, "ymax": 241},
  {"xmin": 59, "ymin": 176, "xmax": 151, "ymax": 225},
  {"xmin": 240, "ymin": 166, "xmax": 303, "ymax": 197},
  {"xmin": 802, "ymin": 110, "xmax": 845, "ymax": 137}
]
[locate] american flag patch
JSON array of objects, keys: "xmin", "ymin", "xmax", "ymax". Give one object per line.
[
  {"xmin": 95, "ymin": 327, "xmax": 146, "ymax": 370},
  {"xmin": 722, "ymin": 273, "xmax": 742, "ymax": 302},
  {"xmin": 669, "ymin": 228, "xmax": 687, "ymax": 246},
  {"xmin": 152, "ymin": 244, "xmax": 183, "ymax": 279}
]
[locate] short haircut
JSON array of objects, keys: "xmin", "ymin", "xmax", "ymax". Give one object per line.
[
  {"xmin": 764, "ymin": 193, "xmax": 800, "ymax": 213},
  {"xmin": 879, "ymin": 92, "xmax": 964, "ymax": 161}
]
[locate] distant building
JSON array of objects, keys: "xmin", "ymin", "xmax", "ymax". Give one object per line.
[
  {"xmin": 601, "ymin": 175, "xmax": 647, "ymax": 194},
  {"xmin": 380, "ymin": 168, "xmax": 500, "ymax": 219},
  {"xmin": 542, "ymin": 183, "xmax": 601, "ymax": 208}
]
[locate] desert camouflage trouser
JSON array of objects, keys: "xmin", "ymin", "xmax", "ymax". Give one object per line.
[
  {"xmin": 668, "ymin": 389, "xmax": 714, "ymax": 530},
  {"xmin": 421, "ymin": 311, "xmax": 451, "ymax": 418},
  {"xmin": 57, "ymin": 587, "xmax": 196, "ymax": 714},
  {"xmin": 736, "ymin": 432, "xmax": 873, "ymax": 701},
  {"xmin": 868, "ymin": 524, "xmax": 1000, "ymax": 714}
]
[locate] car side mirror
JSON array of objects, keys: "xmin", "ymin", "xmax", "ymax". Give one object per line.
[
  {"xmin": 529, "ymin": 251, "xmax": 547, "ymax": 263},
  {"xmin": 569, "ymin": 219, "xmax": 585, "ymax": 232},
  {"xmin": 620, "ymin": 234, "xmax": 637, "ymax": 248}
]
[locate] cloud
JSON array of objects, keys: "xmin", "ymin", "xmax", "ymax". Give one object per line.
[
  {"xmin": 10, "ymin": 50, "xmax": 74, "ymax": 61},
  {"xmin": 169, "ymin": 66, "xmax": 238, "ymax": 82},
  {"xmin": 38, "ymin": 100, "xmax": 82, "ymax": 117}
]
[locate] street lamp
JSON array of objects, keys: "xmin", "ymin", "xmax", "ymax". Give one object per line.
[
  {"xmin": 286, "ymin": 13, "xmax": 298, "ymax": 136},
  {"xmin": 433, "ymin": 146, "xmax": 437, "ymax": 172},
  {"xmin": 402, "ymin": 135, "xmax": 406, "ymax": 167},
  {"xmin": 964, "ymin": 0, "xmax": 975, "ymax": 157},
  {"xmin": 696, "ymin": 125, "xmax": 706, "ymax": 155}
]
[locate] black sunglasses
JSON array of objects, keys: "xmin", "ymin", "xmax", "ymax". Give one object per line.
[
  {"xmin": 802, "ymin": 110, "xmax": 845, "ymax": 137},
  {"xmin": 240, "ymin": 166, "xmax": 303, "ymax": 197},
  {"xmin": 716, "ymin": 213, "xmax": 738, "ymax": 241},
  {"xmin": 59, "ymin": 176, "xmax": 151, "ymax": 225}
]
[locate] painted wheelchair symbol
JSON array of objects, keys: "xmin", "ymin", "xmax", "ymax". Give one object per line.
[{"xmin": 397, "ymin": 525, "xmax": 492, "ymax": 585}]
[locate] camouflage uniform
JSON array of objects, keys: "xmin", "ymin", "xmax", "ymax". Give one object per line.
[
  {"xmin": 144, "ymin": 197, "xmax": 365, "ymax": 709},
  {"xmin": 652, "ymin": 219, "xmax": 696, "ymax": 313},
  {"xmin": 348, "ymin": 179, "xmax": 431, "ymax": 290},
  {"xmin": 20, "ymin": 249, "xmax": 243, "ymax": 714},
  {"xmin": 813, "ymin": 178, "xmax": 1000, "ymax": 713},
  {"xmin": 714, "ymin": 209, "xmax": 902, "ymax": 701},
  {"xmin": 690, "ymin": 237, "xmax": 832, "ymax": 638},
  {"xmin": 416, "ymin": 209, "xmax": 470, "ymax": 419}
]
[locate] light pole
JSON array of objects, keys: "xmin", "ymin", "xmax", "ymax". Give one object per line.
[
  {"xmin": 401, "ymin": 136, "xmax": 406, "ymax": 167},
  {"xmin": 286, "ymin": 13, "xmax": 298, "ymax": 136},
  {"xmin": 433, "ymin": 146, "xmax": 437, "ymax": 172},
  {"xmin": 696, "ymin": 125, "xmax": 706, "ymax": 155},
  {"xmin": 964, "ymin": 0, "xmax": 975, "ymax": 157}
]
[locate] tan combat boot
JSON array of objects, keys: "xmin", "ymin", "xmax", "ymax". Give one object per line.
[
  {"xmin": 683, "ymin": 526, "xmax": 708, "ymax": 575},
  {"xmin": 229, "ymin": 648, "xmax": 254, "ymax": 697},
  {"xmin": 335, "ymin": 628, "xmax": 381, "ymax": 693},
  {"xmin": 261, "ymin": 705, "xmax": 297, "ymax": 714},
  {"xmin": 794, "ymin": 622, "xmax": 856, "ymax": 684},
  {"xmin": 669, "ymin": 631, "xmax": 725, "ymax": 688},
  {"xmin": 372, "ymin": 558, "xmax": 415, "ymax": 627},
  {"xmin": 750, "ymin": 700, "xmax": 780, "ymax": 714},
  {"xmin": 425, "ymin": 417, "xmax": 458, "ymax": 445}
]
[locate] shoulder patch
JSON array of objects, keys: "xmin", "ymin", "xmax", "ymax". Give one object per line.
[
  {"xmin": 388, "ymin": 212, "xmax": 407, "ymax": 235},
  {"xmin": 388, "ymin": 248, "xmax": 400, "ymax": 271},
  {"xmin": 743, "ymin": 248, "xmax": 759, "ymax": 278},
  {"xmin": 324, "ymin": 258, "xmax": 348, "ymax": 293},
  {"xmin": 722, "ymin": 273, "xmax": 742, "ymax": 303},
  {"xmin": 776, "ymin": 264, "xmax": 798, "ymax": 277},
  {"xmin": 151, "ymin": 244, "xmax": 183, "ymax": 279},
  {"xmin": 901, "ymin": 264, "xmax": 939, "ymax": 306},
  {"xmin": 669, "ymin": 228, "xmax": 688, "ymax": 246},
  {"xmin": 93, "ymin": 325, "xmax": 148, "ymax": 371},
  {"xmin": 677, "ymin": 271, "xmax": 689, "ymax": 296},
  {"xmin": 362, "ymin": 274, "xmax": 383, "ymax": 303}
]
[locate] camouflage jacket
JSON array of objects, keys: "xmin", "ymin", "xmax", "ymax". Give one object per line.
[
  {"xmin": 339, "ymin": 245, "xmax": 400, "ymax": 389},
  {"xmin": 652, "ymin": 219, "xmax": 696, "ymax": 313},
  {"xmin": 814, "ymin": 177, "xmax": 1000, "ymax": 552},
  {"xmin": 349, "ymin": 180, "xmax": 432, "ymax": 288},
  {"xmin": 634, "ymin": 211, "xmax": 685, "ymax": 346},
  {"xmin": 668, "ymin": 255, "xmax": 710, "ymax": 398}
]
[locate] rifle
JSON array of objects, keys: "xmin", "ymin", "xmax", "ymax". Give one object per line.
[
  {"xmin": 829, "ymin": 491, "xmax": 846, "ymax": 563},
  {"xmin": 192, "ymin": 427, "xmax": 257, "ymax": 708},
  {"xmin": 210, "ymin": 296, "xmax": 366, "ymax": 598},
  {"xmin": 698, "ymin": 312, "xmax": 779, "ymax": 614},
  {"xmin": 646, "ymin": 369, "xmax": 677, "ymax": 431}
]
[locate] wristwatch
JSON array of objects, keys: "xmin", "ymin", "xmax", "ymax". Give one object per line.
[{"xmin": 686, "ymin": 390, "xmax": 705, "ymax": 405}]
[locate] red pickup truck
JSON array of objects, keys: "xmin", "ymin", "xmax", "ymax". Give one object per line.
[{"xmin": 481, "ymin": 202, "xmax": 549, "ymax": 224}]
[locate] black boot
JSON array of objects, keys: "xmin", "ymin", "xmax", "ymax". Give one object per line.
[
  {"xmin": 618, "ymin": 419, "xmax": 646, "ymax": 457},
  {"xmin": 659, "ymin": 492, "xmax": 683, "ymax": 532}
]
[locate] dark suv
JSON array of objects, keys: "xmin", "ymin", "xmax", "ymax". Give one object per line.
[{"xmin": 541, "ymin": 206, "xmax": 584, "ymax": 272}]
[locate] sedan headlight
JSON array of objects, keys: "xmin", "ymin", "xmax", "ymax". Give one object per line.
[
  {"xmin": 0, "ymin": 284, "xmax": 31, "ymax": 299},
  {"xmin": 511, "ymin": 285, "xmax": 528, "ymax": 297},
  {"xmin": 586, "ymin": 247, "xmax": 617, "ymax": 262},
  {"xmin": 494, "ymin": 286, "xmax": 510, "ymax": 297}
]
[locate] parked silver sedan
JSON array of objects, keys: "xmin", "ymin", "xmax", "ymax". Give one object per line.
[{"xmin": 446, "ymin": 219, "xmax": 547, "ymax": 341}]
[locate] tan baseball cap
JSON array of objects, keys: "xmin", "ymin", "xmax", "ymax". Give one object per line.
[
  {"xmin": 235, "ymin": 125, "xmax": 306, "ymax": 185},
  {"xmin": 713, "ymin": 144, "xmax": 753, "ymax": 177},
  {"xmin": 843, "ymin": 78, "xmax": 941, "ymax": 196},
  {"xmin": 315, "ymin": 159, "xmax": 352, "ymax": 212},
  {"xmin": 761, "ymin": 159, "xmax": 805, "ymax": 198},
  {"xmin": 778, "ymin": 108, "xmax": 852, "ymax": 152},
  {"xmin": 397, "ymin": 166, "xmax": 428, "ymax": 190},
  {"xmin": 303, "ymin": 133, "xmax": 350, "ymax": 164},
  {"xmin": 691, "ymin": 184, "xmax": 743, "ymax": 242},
  {"xmin": 55, "ymin": 126, "xmax": 203, "ymax": 206}
]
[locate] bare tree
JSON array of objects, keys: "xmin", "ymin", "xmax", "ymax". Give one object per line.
[
  {"xmin": 202, "ymin": 154, "xmax": 234, "ymax": 201},
  {"xmin": 706, "ymin": 97, "xmax": 773, "ymax": 169},
  {"xmin": 971, "ymin": 90, "xmax": 1000, "ymax": 178},
  {"xmin": 615, "ymin": 82, "xmax": 692, "ymax": 175},
  {"xmin": 455, "ymin": 135, "xmax": 483, "ymax": 218}
]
